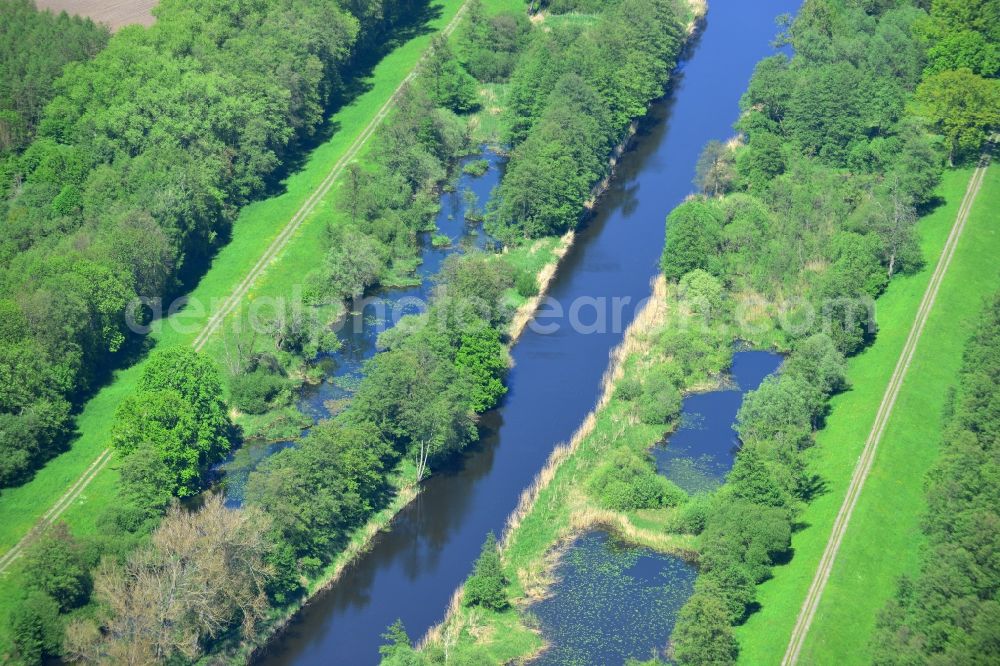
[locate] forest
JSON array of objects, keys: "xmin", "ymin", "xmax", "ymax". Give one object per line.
[
  {"xmin": 2, "ymin": 0, "xmax": 696, "ymax": 661},
  {"xmin": 0, "ymin": 0, "xmax": 372, "ymax": 491},
  {"xmin": 0, "ymin": 0, "xmax": 506, "ymax": 661},
  {"xmin": 668, "ymin": 0, "xmax": 998, "ymax": 662},
  {"xmin": 486, "ymin": 0, "xmax": 684, "ymax": 239},
  {"xmin": 0, "ymin": 0, "xmax": 110, "ymax": 489},
  {"xmin": 3, "ymin": 0, "xmax": 999, "ymax": 662}
]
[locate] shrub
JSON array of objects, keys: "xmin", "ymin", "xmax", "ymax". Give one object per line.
[
  {"xmin": 515, "ymin": 268, "xmax": 539, "ymax": 299},
  {"xmin": 230, "ymin": 369, "xmax": 289, "ymax": 415},
  {"xmin": 10, "ymin": 591, "xmax": 62, "ymax": 665},
  {"xmin": 672, "ymin": 493, "xmax": 713, "ymax": 535},
  {"xmin": 637, "ymin": 384, "xmax": 682, "ymax": 425},
  {"xmin": 590, "ymin": 450, "xmax": 686, "ymax": 511},
  {"xmin": 672, "ymin": 590, "xmax": 738, "ymax": 665},
  {"xmin": 678, "ymin": 269, "xmax": 726, "ymax": 321},
  {"xmin": 615, "ymin": 375, "xmax": 642, "ymax": 401},
  {"xmin": 20, "ymin": 523, "xmax": 90, "ymax": 612},
  {"xmin": 462, "ymin": 159, "xmax": 489, "ymax": 177}
]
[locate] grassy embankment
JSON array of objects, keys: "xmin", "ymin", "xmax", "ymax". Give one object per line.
[
  {"xmin": 0, "ymin": 0, "xmax": 470, "ymax": 644},
  {"xmin": 736, "ymin": 164, "xmax": 1000, "ymax": 664}
]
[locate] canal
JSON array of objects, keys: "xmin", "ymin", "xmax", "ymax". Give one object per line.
[{"xmin": 260, "ymin": 1, "xmax": 800, "ymax": 663}]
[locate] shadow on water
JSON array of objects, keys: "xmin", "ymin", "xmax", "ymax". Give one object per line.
[{"xmin": 258, "ymin": 2, "xmax": 802, "ymax": 663}]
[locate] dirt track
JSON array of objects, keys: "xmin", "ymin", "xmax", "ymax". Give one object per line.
[
  {"xmin": 35, "ymin": 0, "xmax": 156, "ymax": 30},
  {"xmin": 781, "ymin": 147, "xmax": 993, "ymax": 665}
]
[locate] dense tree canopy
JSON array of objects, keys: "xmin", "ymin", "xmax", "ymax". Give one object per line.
[
  {"xmin": 913, "ymin": 68, "xmax": 1000, "ymax": 164},
  {"xmin": 487, "ymin": 0, "xmax": 685, "ymax": 239},
  {"xmin": 247, "ymin": 420, "xmax": 392, "ymax": 561},
  {"xmin": 0, "ymin": 0, "xmax": 107, "ymax": 159},
  {"xmin": 0, "ymin": 0, "xmax": 418, "ymax": 491},
  {"xmin": 111, "ymin": 347, "xmax": 231, "ymax": 498},
  {"xmin": 661, "ymin": 200, "xmax": 723, "ymax": 281},
  {"xmin": 668, "ymin": 0, "xmax": 991, "ymax": 658}
]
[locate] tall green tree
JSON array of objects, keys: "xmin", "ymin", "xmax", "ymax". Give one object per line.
[
  {"xmin": 464, "ymin": 532, "xmax": 508, "ymax": 611},
  {"xmin": 913, "ymin": 68, "xmax": 1000, "ymax": 164},
  {"xmin": 671, "ymin": 591, "xmax": 738, "ymax": 665},
  {"xmin": 111, "ymin": 347, "xmax": 231, "ymax": 497},
  {"xmin": 661, "ymin": 200, "xmax": 723, "ymax": 281}
]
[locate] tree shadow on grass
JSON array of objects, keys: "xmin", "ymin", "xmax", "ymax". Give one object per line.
[
  {"xmin": 798, "ymin": 473, "xmax": 828, "ymax": 503},
  {"xmin": 181, "ymin": 0, "xmax": 445, "ymax": 294}
]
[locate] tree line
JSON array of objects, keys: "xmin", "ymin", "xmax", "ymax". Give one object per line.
[
  {"xmin": 485, "ymin": 0, "xmax": 686, "ymax": 240},
  {"xmin": 225, "ymin": 6, "xmax": 528, "ymax": 423},
  {"xmin": 0, "ymin": 0, "xmax": 419, "ymax": 492},
  {"xmin": 6, "ymin": 1, "xmax": 535, "ymax": 661},
  {"xmin": 871, "ymin": 292, "xmax": 1000, "ymax": 664},
  {"xmin": 0, "ymin": 0, "xmax": 109, "ymax": 491}
]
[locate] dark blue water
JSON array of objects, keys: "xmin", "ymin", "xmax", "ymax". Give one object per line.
[
  {"xmin": 259, "ymin": 2, "xmax": 800, "ymax": 663},
  {"xmin": 531, "ymin": 531, "xmax": 698, "ymax": 665},
  {"xmin": 654, "ymin": 350, "xmax": 783, "ymax": 494},
  {"xmin": 220, "ymin": 151, "xmax": 503, "ymax": 505}
]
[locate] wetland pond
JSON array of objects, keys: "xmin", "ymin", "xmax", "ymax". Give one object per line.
[
  {"xmin": 529, "ymin": 350, "xmax": 781, "ymax": 664},
  {"xmin": 218, "ymin": 149, "xmax": 503, "ymax": 505}
]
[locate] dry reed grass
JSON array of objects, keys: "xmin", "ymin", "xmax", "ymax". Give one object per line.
[
  {"xmin": 501, "ymin": 277, "xmax": 667, "ymax": 547},
  {"xmin": 568, "ymin": 506, "xmax": 696, "ymax": 560},
  {"xmin": 686, "ymin": 0, "xmax": 708, "ymax": 34},
  {"xmin": 805, "ymin": 258, "xmax": 830, "ymax": 273}
]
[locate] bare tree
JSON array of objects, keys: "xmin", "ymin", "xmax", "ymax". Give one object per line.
[
  {"xmin": 872, "ymin": 176, "xmax": 918, "ymax": 278},
  {"xmin": 64, "ymin": 496, "xmax": 274, "ymax": 664},
  {"xmin": 695, "ymin": 140, "xmax": 736, "ymax": 197}
]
